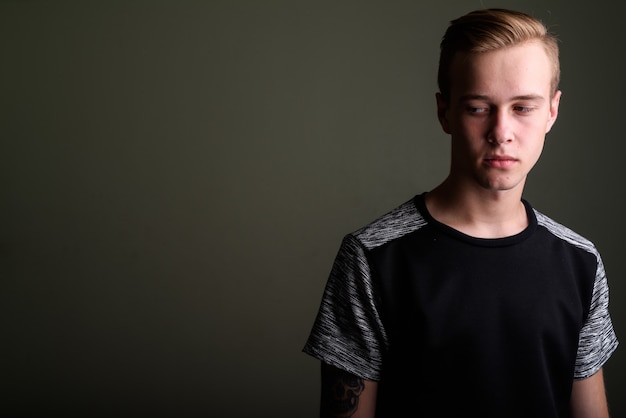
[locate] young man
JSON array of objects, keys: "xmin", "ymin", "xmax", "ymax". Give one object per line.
[{"xmin": 303, "ymin": 8, "xmax": 618, "ymax": 418}]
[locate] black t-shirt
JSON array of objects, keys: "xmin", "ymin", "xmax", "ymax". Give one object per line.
[{"xmin": 304, "ymin": 193, "xmax": 618, "ymax": 417}]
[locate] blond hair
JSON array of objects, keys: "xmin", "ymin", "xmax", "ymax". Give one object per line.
[{"xmin": 437, "ymin": 9, "xmax": 560, "ymax": 101}]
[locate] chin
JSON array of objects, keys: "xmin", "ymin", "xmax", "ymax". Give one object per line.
[
  {"xmin": 484, "ymin": 180, "xmax": 524, "ymax": 192},
  {"xmin": 477, "ymin": 175, "xmax": 522, "ymax": 192}
]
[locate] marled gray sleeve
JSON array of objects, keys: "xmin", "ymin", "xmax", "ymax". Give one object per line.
[
  {"xmin": 535, "ymin": 210, "xmax": 619, "ymax": 378},
  {"xmin": 574, "ymin": 255, "xmax": 619, "ymax": 379},
  {"xmin": 302, "ymin": 234, "xmax": 387, "ymax": 381}
]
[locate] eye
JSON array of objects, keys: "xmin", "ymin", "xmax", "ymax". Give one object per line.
[
  {"xmin": 514, "ymin": 105, "xmax": 535, "ymax": 113},
  {"xmin": 466, "ymin": 106, "xmax": 490, "ymax": 114}
]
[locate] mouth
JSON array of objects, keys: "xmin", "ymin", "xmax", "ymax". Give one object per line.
[{"xmin": 483, "ymin": 155, "xmax": 517, "ymax": 169}]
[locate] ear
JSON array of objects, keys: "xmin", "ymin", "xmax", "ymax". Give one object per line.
[
  {"xmin": 545, "ymin": 90, "xmax": 561, "ymax": 133},
  {"xmin": 436, "ymin": 92, "xmax": 451, "ymax": 134}
]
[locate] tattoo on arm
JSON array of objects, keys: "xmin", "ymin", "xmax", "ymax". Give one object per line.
[{"xmin": 321, "ymin": 365, "xmax": 365, "ymax": 418}]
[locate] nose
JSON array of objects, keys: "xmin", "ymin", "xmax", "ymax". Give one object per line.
[{"xmin": 487, "ymin": 110, "xmax": 513, "ymax": 144}]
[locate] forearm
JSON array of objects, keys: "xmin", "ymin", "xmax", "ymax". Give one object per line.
[
  {"xmin": 570, "ymin": 369, "xmax": 609, "ymax": 418},
  {"xmin": 320, "ymin": 363, "xmax": 377, "ymax": 418}
]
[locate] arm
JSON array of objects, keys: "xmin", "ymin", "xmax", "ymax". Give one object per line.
[
  {"xmin": 320, "ymin": 363, "xmax": 378, "ymax": 418},
  {"xmin": 570, "ymin": 368, "xmax": 609, "ymax": 418}
]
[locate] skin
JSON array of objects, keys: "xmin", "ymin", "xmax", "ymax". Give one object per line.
[
  {"xmin": 571, "ymin": 369, "xmax": 610, "ymax": 418},
  {"xmin": 320, "ymin": 364, "xmax": 377, "ymax": 418},
  {"xmin": 319, "ymin": 41, "xmax": 610, "ymax": 417}
]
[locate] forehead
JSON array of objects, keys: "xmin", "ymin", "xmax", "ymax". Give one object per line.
[{"xmin": 449, "ymin": 41, "xmax": 553, "ymax": 99}]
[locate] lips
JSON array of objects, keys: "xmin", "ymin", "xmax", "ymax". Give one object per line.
[{"xmin": 483, "ymin": 155, "xmax": 517, "ymax": 168}]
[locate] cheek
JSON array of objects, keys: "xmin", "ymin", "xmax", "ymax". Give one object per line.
[
  {"xmin": 525, "ymin": 136, "xmax": 546, "ymax": 165},
  {"xmin": 520, "ymin": 121, "xmax": 549, "ymax": 152},
  {"xmin": 451, "ymin": 118, "xmax": 484, "ymax": 140},
  {"xmin": 450, "ymin": 135, "xmax": 486, "ymax": 163}
]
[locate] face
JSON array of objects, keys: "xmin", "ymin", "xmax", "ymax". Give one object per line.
[{"xmin": 436, "ymin": 40, "xmax": 561, "ymax": 193}]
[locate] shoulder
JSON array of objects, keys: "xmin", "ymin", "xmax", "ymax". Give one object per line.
[
  {"xmin": 533, "ymin": 209, "xmax": 599, "ymax": 257},
  {"xmin": 350, "ymin": 197, "xmax": 427, "ymax": 251}
]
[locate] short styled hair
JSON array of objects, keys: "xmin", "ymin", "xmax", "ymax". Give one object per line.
[{"xmin": 437, "ymin": 8, "xmax": 560, "ymax": 102}]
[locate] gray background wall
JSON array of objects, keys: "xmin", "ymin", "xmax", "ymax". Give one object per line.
[{"xmin": 2, "ymin": 1, "xmax": 624, "ymax": 417}]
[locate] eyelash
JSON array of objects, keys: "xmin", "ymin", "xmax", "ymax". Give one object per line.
[{"xmin": 465, "ymin": 106, "xmax": 535, "ymax": 114}]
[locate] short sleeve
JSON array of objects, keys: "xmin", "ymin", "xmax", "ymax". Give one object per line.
[
  {"xmin": 302, "ymin": 234, "xmax": 387, "ymax": 381},
  {"xmin": 574, "ymin": 255, "xmax": 619, "ymax": 379}
]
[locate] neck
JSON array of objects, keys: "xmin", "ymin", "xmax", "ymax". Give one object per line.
[{"xmin": 425, "ymin": 178, "xmax": 528, "ymax": 238}]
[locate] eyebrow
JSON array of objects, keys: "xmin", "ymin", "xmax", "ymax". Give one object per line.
[{"xmin": 459, "ymin": 94, "xmax": 546, "ymax": 102}]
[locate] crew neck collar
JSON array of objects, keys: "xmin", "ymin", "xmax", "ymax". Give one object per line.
[{"xmin": 413, "ymin": 192, "xmax": 537, "ymax": 247}]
